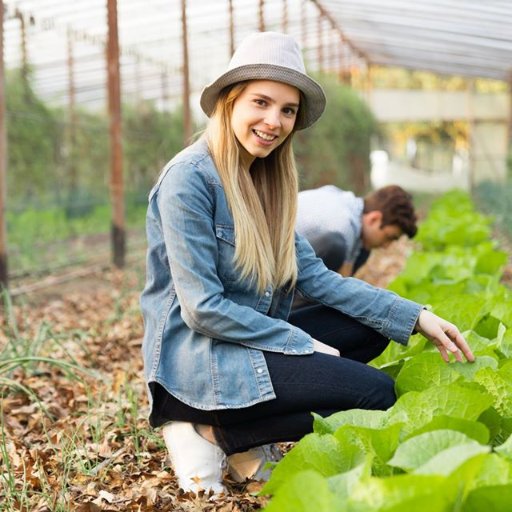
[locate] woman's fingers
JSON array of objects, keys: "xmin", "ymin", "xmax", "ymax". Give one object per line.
[
  {"xmin": 416, "ymin": 310, "xmax": 475, "ymax": 363},
  {"xmin": 445, "ymin": 326, "xmax": 475, "ymax": 362}
]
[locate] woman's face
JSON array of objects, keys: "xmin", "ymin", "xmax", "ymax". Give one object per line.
[{"xmin": 231, "ymin": 80, "xmax": 300, "ymax": 164}]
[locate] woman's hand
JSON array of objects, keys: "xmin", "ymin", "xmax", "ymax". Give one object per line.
[
  {"xmin": 415, "ymin": 310, "xmax": 475, "ymax": 363},
  {"xmin": 313, "ymin": 338, "xmax": 340, "ymax": 357}
]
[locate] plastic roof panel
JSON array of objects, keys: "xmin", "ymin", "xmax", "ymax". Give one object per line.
[{"xmin": 320, "ymin": 0, "xmax": 512, "ymax": 81}]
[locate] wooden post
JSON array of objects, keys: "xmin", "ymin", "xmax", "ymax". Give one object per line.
[
  {"xmin": 106, "ymin": 0, "xmax": 125, "ymax": 268},
  {"xmin": 181, "ymin": 0, "xmax": 192, "ymax": 146},
  {"xmin": 258, "ymin": 0, "xmax": 265, "ymax": 32},
  {"xmin": 228, "ymin": 0, "xmax": 235, "ymax": 57},
  {"xmin": 0, "ymin": 1, "xmax": 7, "ymax": 289}
]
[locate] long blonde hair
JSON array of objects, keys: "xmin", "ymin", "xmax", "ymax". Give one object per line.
[{"xmin": 206, "ymin": 82, "xmax": 303, "ymax": 293}]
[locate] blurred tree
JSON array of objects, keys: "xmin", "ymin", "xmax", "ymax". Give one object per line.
[
  {"xmin": 6, "ymin": 69, "xmax": 60, "ymax": 203},
  {"xmin": 294, "ymin": 75, "xmax": 379, "ymax": 194},
  {"xmin": 123, "ymin": 101, "xmax": 186, "ymax": 199}
]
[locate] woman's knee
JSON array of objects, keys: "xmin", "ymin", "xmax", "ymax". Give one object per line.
[{"xmin": 360, "ymin": 370, "xmax": 396, "ymax": 410}]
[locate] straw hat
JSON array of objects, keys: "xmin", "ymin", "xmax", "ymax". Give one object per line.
[{"xmin": 200, "ymin": 32, "xmax": 326, "ymax": 130}]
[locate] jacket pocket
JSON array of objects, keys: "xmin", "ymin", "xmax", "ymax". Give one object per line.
[{"xmin": 215, "ymin": 224, "xmax": 239, "ymax": 284}]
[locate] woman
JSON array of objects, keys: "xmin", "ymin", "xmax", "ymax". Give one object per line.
[{"xmin": 140, "ymin": 31, "xmax": 474, "ymax": 495}]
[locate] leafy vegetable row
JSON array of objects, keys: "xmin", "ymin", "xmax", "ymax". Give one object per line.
[{"xmin": 262, "ymin": 190, "xmax": 512, "ymax": 512}]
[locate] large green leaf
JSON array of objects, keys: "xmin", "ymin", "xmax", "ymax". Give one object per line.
[
  {"xmin": 334, "ymin": 424, "xmax": 403, "ymax": 475},
  {"xmin": 388, "ymin": 430, "xmax": 480, "ymax": 472},
  {"xmin": 261, "ymin": 433, "xmax": 363, "ymax": 495},
  {"xmin": 394, "ymin": 352, "xmax": 461, "ymax": 395},
  {"xmin": 313, "ymin": 409, "xmax": 388, "ymax": 435},
  {"xmin": 263, "ymin": 470, "xmax": 343, "ymax": 512},
  {"xmin": 413, "ymin": 443, "xmax": 490, "ymax": 475},
  {"xmin": 460, "ymin": 453, "xmax": 512, "ymax": 489},
  {"xmin": 475, "ymin": 367, "xmax": 512, "ymax": 417},
  {"xmin": 347, "ymin": 474, "xmax": 451, "ymax": 512},
  {"xmin": 406, "ymin": 415, "xmax": 490, "ymax": 444},
  {"xmin": 326, "ymin": 455, "xmax": 373, "ymax": 502},
  {"xmin": 463, "ymin": 485, "xmax": 512, "ymax": 512},
  {"xmin": 386, "ymin": 383, "xmax": 493, "ymax": 435}
]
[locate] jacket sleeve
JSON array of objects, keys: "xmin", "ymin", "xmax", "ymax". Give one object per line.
[
  {"xmin": 156, "ymin": 161, "xmax": 314, "ymax": 356},
  {"xmin": 294, "ymin": 234, "xmax": 422, "ymax": 345}
]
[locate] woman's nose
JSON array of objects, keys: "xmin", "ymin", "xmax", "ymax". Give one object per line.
[{"xmin": 264, "ymin": 109, "xmax": 281, "ymax": 129}]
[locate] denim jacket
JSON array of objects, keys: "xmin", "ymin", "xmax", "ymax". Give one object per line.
[{"xmin": 140, "ymin": 138, "xmax": 423, "ymax": 411}]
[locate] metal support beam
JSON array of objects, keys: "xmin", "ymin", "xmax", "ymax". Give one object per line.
[
  {"xmin": 508, "ymin": 73, "xmax": 512, "ymax": 167},
  {"xmin": 311, "ymin": 0, "xmax": 370, "ymax": 66},
  {"xmin": 106, "ymin": 0, "xmax": 125, "ymax": 268},
  {"xmin": 181, "ymin": 0, "xmax": 192, "ymax": 145},
  {"xmin": 228, "ymin": 0, "xmax": 235, "ymax": 57},
  {"xmin": 317, "ymin": 11, "xmax": 324, "ymax": 73},
  {"xmin": 0, "ymin": 1, "xmax": 7, "ymax": 290},
  {"xmin": 66, "ymin": 28, "xmax": 78, "ymax": 198},
  {"xmin": 258, "ymin": 0, "xmax": 265, "ymax": 32},
  {"xmin": 300, "ymin": 0, "xmax": 307, "ymax": 48}
]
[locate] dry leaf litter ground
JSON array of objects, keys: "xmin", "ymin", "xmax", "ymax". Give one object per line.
[{"xmin": 1, "ymin": 235, "xmax": 510, "ymax": 511}]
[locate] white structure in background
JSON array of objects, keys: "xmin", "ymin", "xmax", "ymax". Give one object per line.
[
  {"xmin": 370, "ymin": 149, "xmax": 471, "ymax": 193},
  {"xmin": 366, "ymin": 89, "xmax": 510, "ymax": 187}
]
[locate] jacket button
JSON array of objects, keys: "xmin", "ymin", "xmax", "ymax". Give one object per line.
[
  {"xmin": 257, "ymin": 368, "xmax": 263, "ymax": 374},
  {"xmin": 265, "ymin": 291, "xmax": 271, "ymax": 297}
]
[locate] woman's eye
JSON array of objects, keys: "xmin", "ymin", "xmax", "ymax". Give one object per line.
[
  {"xmin": 254, "ymin": 99, "xmax": 266, "ymax": 106},
  {"xmin": 283, "ymin": 107, "xmax": 297, "ymax": 116}
]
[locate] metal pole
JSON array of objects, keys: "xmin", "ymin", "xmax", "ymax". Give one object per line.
[
  {"xmin": 508, "ymin": 74, "xmax": 512, "ymax": 175},
  {"xmin": 228, "ymin": 0, "xmax": 235, "ymax": 57},
  {"xmin": 134, "ymin": 56, "xmax": 142, "ymax": 105},
  {"xmin": 67, "ymin": 28, "xmax": 78, "ymax": 199},
  {"xmin": 300, "ymin": 0, "xmax": 307, "ymax": 48},
  {"xmin": 259, "ymin": 0, "xmax": 265, "ymax": 32},
  {"xmin": 161, "ymin": 69, "xmax": 169, "ymax": 110},
  {"xmin": 328, "ymin": 27, "xmax": 335, "ymax": 72},
  {"xmin": 317, "ymin": 12, "xmax": 323, "ymax": 73},
  {"xmin": 106, "ymin": 0, "xmax": 125, "ymax": 268},
  {"xmin": 181, "ymin": 0, "xmax": 192, "ymax": 146},
  {"xmin": 466, "ymin": 78, "xmax": 476, "ymax": 193},
  {"xmin": 15, "ymin": 10, "xmax": 28, "ymax": 84},
  {"xmin": 0, "ymin": 1, "xmax": 7, "ymax": 290}
]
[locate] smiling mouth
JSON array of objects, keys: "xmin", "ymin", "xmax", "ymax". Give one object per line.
[{"xmin": 253, "ymin": 129, "xmax": 277, "ymax": 142}]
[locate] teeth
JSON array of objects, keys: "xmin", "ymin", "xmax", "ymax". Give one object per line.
[{"xmin": 254, "ymin": 129, "xmax": 276, "ymax": 141}]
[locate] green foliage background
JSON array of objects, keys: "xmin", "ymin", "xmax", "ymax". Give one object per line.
[
  {"xmin": 294, "ymin": 75, "xmax": 379, "ymax": 194},
  {"xmin": 4, "ymin": 70, "xmax": 378, "ymax": 273}
]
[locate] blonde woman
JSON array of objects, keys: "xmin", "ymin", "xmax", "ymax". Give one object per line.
[{"xmin": 140, "ymin": 31, "xmax": 474, "ymax": 495}]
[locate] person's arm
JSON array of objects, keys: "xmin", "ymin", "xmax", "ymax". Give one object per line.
[
  {"xmin": 158, "ymin": 162, "xmax": 313, "ymax": 355},
  {"xmin": 294, "ymin": 233, "xmax": 422, "ymax": 345},
  {"xmin": 294, "ymin": 235, "xmax": 473, "ymax": 362}
]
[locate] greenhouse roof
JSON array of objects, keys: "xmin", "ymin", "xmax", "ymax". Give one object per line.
[
  {"xmin": 320, "ymin": 0, "xmax": 512, "ymax": 81},
  {"xmin": 3, "ymin": 0, "xmax": 511, "ymax": 108}
]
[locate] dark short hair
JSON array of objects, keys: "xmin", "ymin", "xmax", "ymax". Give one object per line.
[{"xmin": 363, "ymin": 185, "xmax": 417, "ymax": 238}]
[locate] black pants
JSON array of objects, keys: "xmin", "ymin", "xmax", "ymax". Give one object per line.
[{"xmin": 150, "ymin": 304, "xmax": 395, "ymax": 455}]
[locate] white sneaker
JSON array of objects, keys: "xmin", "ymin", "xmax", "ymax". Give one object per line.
[
  {"xmin": 162, "ymin": 422, "xmax": 226, "ymax": 495},
  {"xmin": 227, "ymin": 443, "xmax": 283, "ymax": 482}
]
